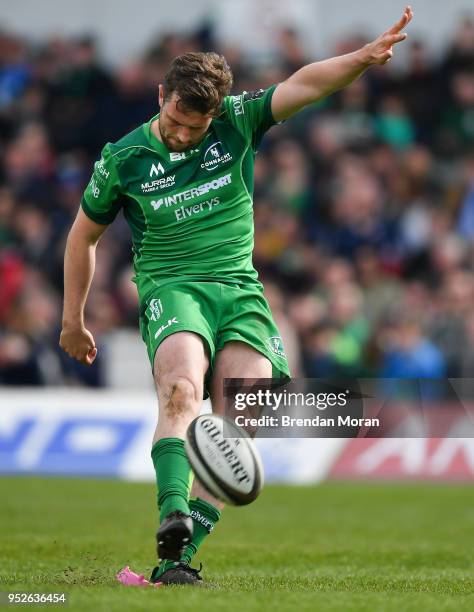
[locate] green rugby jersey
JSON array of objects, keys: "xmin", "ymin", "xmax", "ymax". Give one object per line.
[{"xmin": 81, "ymin": 85, "xmax": 279, "ymax": 302}]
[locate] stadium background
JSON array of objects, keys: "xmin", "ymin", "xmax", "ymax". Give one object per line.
[
  {"xmin": 1, "ymin": 3, "xmax": 473, "ymax": 609},
  {"xmin": 1, "ymin": 0, "xmax": 474, "ymax": 481}
]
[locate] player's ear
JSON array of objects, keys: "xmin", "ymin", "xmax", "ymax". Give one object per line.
[{"xmin": 158, "ymin": 84, "xmax": 164, "ymax": 108}]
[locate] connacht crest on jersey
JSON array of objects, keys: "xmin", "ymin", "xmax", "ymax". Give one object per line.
[{"xmin": 201, "ymin": 141, "xmax": 233, "ymax": 172}]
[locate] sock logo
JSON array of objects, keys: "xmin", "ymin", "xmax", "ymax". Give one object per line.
[{"xmin": 190, "ymin": 510, "xmax": 214, "ymax": 533}]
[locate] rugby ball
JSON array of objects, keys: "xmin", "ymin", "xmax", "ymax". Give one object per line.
[{"xmin": 185, "ymin": 414, "xmax": 264, "ymax": 506}]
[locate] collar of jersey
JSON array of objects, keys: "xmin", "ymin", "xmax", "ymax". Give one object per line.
[{"xmin": 145, "ymin": 113, "xmax": 211, "ymax": 157}]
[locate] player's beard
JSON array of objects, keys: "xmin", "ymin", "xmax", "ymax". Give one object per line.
[
  {"xmin": 157, "ymin": 118, "xmax": 206, "ymax": 153},
  {"xmin": 157, "ymin": 120, "xmax": 175, "ymax": 151},
  {"xmin": 158, "ymin": 119, "xmax": 190, "ymax": 153}
]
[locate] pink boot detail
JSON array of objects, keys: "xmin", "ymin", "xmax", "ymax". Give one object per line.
[{"xmin": 116, "ymin": 566, "xmax": 162, "ymax": 587}]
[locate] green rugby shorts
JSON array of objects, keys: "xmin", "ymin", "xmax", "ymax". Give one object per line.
[{"xmin": 139, "ymin": 281, "xmax": 290, "ymax": 390}]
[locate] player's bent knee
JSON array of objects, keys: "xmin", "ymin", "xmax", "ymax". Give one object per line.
[{"xmin": 160, "ymin": 376, "xmax": 201, "ymax": 420}]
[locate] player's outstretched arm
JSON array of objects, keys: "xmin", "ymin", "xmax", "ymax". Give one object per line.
[
  {"xmin": 271, "ymin": 5, "xmax": 413, "ymax": 122},
  {"xmin": 59, "ymin": 208, "xmax": 109, "ymax": 366}
]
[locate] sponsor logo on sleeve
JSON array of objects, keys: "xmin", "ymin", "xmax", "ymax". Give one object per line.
[
  {"xmin": 89, "ymin": 176, "xmax": 101, "ymax": 198},
  {"xmin": 96, "ymin": 158, "xmax": 110, "ymax": 181},
  {"xmin": 90, "ymin": 157, "xmax": 110, "ymax": 196},
  {"xmin": 243, "ymin": 89, "xmax": 265, "ymax": 102},
  {"xmin": 232, "ymin": 95, "xmax": 244, "ymax": 116}
]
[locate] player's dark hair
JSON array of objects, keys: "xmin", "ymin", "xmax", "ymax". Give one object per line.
[{"xmin": 163, "ymin": 52, "xmax": 233, "ymax": 117}]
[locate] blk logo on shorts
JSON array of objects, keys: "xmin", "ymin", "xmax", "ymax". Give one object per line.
[{"xmin": 154, "ymin": 318, "xmax": 179, "ymax": 339}]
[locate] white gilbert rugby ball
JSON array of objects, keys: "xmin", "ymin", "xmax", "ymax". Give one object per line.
[{"xmin": 185, "ymin": 414, "xmax": 264, "ymax": 506}]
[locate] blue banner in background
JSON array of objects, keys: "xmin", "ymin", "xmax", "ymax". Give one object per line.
[
  {"xmin": 34, "ymin": 418, "xmax": 143, "ymax": 476},
  {"xmin": 0, "ymin": 390, "xmax": 159, "ymax": 479},
  {"xmin": 0, "ymin": 416, "xmax": 144, "ymax": 477}
]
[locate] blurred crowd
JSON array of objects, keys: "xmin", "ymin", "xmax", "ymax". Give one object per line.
[{"xmin": 0, "ymin": 17, "xmax": 473, "ymax": 385}]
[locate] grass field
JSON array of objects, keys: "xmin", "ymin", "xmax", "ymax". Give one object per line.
[{"xmin": 0, "ymin": 477, "xmax": 472, "ymax": 611}]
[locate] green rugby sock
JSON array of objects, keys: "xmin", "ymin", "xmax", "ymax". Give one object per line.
[
  {"xmin": 150, "ymin": 559, "xmax": 178, "ymax": 582},
  {"xmin": 180, "ymin": 497, "xmax": 221, "ymax": 565},
  {"xmin": 151, "ymin": 438, "xmax": 192, "ymax": 522}
]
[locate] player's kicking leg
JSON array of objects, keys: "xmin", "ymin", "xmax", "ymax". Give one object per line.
[
  {"xmin": 149, "ymin": 331, "xmax": 209, "ymax": 585},
  {"xmin": 178, "ymin": 341, "xmax": 272, "ymax": 569}
]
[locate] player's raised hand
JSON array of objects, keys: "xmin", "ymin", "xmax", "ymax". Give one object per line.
[
  {"xmin": 59, "ymin": 325, "xmax": 97, "ymax": 366},
  {"xmin": 364, "ymin": 6, "xmax": 413, "ymax": 65}
]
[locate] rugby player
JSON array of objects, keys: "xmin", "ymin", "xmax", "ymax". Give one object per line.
[{"xmin": 60, "ymin": 6, "xmax": 412, "ymax": 585}]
